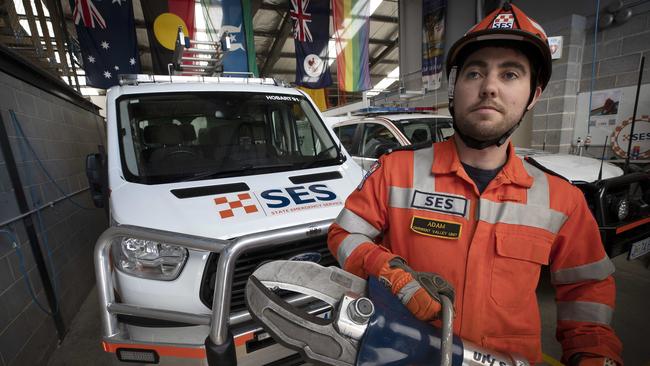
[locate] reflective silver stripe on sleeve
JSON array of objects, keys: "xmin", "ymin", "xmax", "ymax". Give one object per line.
[
  {"xmin": 388, "ymin": 186, "xmax": 414, "ymax": 209},
  {"xmin": 551, "ymin": 256, "xmax": 615, "ymax": 285},
  {"xmin": 522, "ymin": 161, "xmax": 549, "ymax": 207},
  {"xmin": 413, "ymin": 146, "xmax": 435, "ymax": 191},
  {"xmin": 479, "ymin": 199, "xmax": 568, "ymax": 234},
  {"xmin": 335, "ymin": 208, "xmax": 381, "ymax": 238},
  {"xmin": 557, "ymin": 301, "xmax": 613, "ymax": 325},
  {"xmin": 396, "ymin": 279, "xmax": 421, "ymax": 305},
  {"xmin": 337, "ymin": 233, "xmax": 372, "ymax": 267}
]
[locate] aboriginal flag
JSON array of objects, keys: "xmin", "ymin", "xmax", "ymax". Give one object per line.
[{"xmin": 141, "ymin": 0, "xmax": 195, "ymax": 74}]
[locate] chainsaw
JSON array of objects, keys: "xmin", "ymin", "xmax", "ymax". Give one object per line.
[{"xmin": 245, "ymin": 260, "xmax": 529, "ymax": 366}]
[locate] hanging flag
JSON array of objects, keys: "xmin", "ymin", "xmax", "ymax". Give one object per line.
[
  {"xmin": 293, "ymin": 0, "xmax": 332, "ymax": 89},
  {"xmin": 200, "ymin": 0, "xmax": 250, "ymax": 74},
  {"xmin": 71, "ymin": 0, "xmax": 140, "ymax": 89},
  {"xmin": 333, "ymin": 0, "xmax": 371, "ymax": 92},
  {"xmin": 141, "ymin": 0, "xmax": 195, "ymax": 74},
  {"xmin": 298, "ymin": 86, "xmax": 328, "ymax": 111},
  {"xmin": 422, "ymin": 0, "xmax": 447, "ymax": 90}
]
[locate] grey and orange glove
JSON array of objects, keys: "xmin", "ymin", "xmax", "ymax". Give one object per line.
[{"xmin": 363, "ymin": 246, "xmax": 454, "ymax": 322}]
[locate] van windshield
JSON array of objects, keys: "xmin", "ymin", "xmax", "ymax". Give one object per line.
[{"xmin": 117, "ymin": 92, "xmax": 341, "ymax": 184}]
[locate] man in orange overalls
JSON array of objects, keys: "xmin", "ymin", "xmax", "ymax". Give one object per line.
[{"xmin": 328, "ymin": 3, "xmax": 622, "ymax": 365}]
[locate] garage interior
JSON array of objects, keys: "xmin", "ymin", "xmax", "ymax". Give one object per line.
[{"xmin": 1, "ymin": 0, "xmax": 650, "ymax": 365}]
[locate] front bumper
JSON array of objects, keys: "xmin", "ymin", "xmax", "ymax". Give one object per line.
[{"xmin": 94, "ymin": 222, "xmax": 333, "ymax": 365}]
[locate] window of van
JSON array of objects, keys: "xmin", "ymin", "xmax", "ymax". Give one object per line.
[{"xmin": 116, "ymin": 92, "xmax": 342, "ymax": 184}]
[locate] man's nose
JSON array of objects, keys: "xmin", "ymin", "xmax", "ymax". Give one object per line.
[{"xmin": 479, "ymin": 74, "xmax": 498, "ymax": 98}]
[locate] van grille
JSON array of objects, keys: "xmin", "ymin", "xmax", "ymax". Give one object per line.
[{"xmin": 199, "ymin": 237, "xmax": 337, "ymax": 313}]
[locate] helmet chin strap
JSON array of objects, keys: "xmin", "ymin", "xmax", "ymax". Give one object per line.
[{"xmin": 447, "ymin": 66, "xmax": 534, "ymax": 150}]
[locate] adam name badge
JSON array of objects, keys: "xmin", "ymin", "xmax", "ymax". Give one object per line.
[{"xmin": 410, "ymin": 216, "xmax": 462, "ymax": 240}]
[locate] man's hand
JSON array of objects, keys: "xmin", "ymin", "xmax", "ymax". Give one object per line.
[
  {"xmin": 362, "ymin": 246, "xmax": 451, "ymax": 322},
  {"xmin": 377, "ymin": 259, "xmax": 442, "ymax": 321}
]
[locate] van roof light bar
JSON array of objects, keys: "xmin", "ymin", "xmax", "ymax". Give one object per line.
[{"xmin": 117, "ymin": 74, "xmax": 281, "ymax": 86}]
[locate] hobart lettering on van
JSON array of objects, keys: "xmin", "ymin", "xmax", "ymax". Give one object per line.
[{"xmin": 265, "ymin": 95, "xmax": 300, "ymax": 102}]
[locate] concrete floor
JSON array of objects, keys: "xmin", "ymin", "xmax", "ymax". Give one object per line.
[{"xmin": 47, "ymin": 255, "xmax": 650, "ymax": 366}]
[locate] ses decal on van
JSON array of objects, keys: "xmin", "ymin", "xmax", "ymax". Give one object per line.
[
  {"xmin": 259, "ymin": 184, "xmax": 342, "ymax": 216},
  {"xmin": 213, "ymin": 184, "xmax": 342, "ymax": 219},
  {"xmin": 214, "ymin": 193, "xmax": 260, "ymax": 219}
]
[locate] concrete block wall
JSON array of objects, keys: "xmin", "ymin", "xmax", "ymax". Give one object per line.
[
  {"xmin": 0, "ymin": 70, "xmax": 107, "ymax": 366},
  {"xmin": 532, "ymin": 15, "xmax": 587, "ymax": 153},
  {"xmin": 580, "ymin": 11, "xmax": 650, "ymax": 92}
]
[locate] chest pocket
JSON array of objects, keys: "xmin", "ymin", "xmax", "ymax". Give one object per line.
[{"xmin": 491, "ymin": 230, "xmax": 552, "ymax": 308}]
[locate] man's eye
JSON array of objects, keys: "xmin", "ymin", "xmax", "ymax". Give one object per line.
[
  {"xmin": 465, "ymin": 71, "xmax": 480, "ymax": 79},
  {"xmin": 503, "ymin": 72, "xmax": 519, "ymax": 80}
]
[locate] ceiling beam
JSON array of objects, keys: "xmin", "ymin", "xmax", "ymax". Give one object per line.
[
  {"xmin": 258, "ymin": 51, "xmax": 397, "ymax": 65},
  {"xmin": 272, "ymin": 69, "xmax": 385, "ymax": 78},
  {"xmin": 370, "ymin": 37, "xmax": 398, "ymax": 70},
  {"xmin": 253, "ymin": 30, "xmax": 394, "ymax": 46},
  {"xmin": 260, "ymin": 10, "xmax": 292, "ymax": 76},
  {"xmin": 258, "ymin": 3, "xmax": 398, "ymax": 23}
]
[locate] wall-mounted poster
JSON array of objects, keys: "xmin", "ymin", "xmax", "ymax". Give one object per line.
[
  {"xmin": 575, "ymin": 85, "xmax": 650, "ymax": 155},
  {"xmin": 611, "ymin": 116, "xmax": 650, "ymax": 159},
  {"xmin": 548, "ymin": 36, "xmax": 563, "ymax": 60},
  {"xmin": 589, "ymin": 89, "xmax": 621, "ymax": 129}
]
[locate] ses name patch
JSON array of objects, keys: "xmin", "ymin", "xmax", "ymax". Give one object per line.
[{"xmin": 410, "ymin": 216, "xmax": 461, "ymax": 240}]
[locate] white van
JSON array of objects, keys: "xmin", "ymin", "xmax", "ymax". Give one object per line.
[{"xmin": 86, "ymin": 75, "xmax": 363, "ymax": 365}]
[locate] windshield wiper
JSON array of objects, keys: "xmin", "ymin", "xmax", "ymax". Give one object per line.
[
  {"xmin": 180, "ymin": 163, "xmax": 294, "ymax": 182},
  {"xmin": 301, "ymin": 144, "xmax": 345, "ymax": 169}
]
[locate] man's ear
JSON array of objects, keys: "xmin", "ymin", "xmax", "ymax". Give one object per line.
[{"xmin": 526, "ymin": 86, "xmax": 543, "ymax": 110}]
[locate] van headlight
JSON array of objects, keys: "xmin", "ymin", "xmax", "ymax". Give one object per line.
[{"xmin": 112, "ymin": 238, "xmax": 188, "ymax": 280}]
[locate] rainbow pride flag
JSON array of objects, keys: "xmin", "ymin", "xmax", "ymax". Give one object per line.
[{"xmin": 333, "ymin": 0, "xmax": 371, "ymax": 92}]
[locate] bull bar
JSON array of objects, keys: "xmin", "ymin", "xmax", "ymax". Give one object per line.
[{"xmin": 94, "ymin": 220, "xmax": 333, "ymax": 365}]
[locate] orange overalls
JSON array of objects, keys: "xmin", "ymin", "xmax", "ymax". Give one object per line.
[{"xmin": 328, "ymin": 138, "xmax": 622, "ymax": 364}]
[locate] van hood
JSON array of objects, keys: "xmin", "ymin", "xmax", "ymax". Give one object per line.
[
  {"xmin": 109, "ymin": 164, "xmax": 361, "ymax": 240},
  {"xmin": 525, "ymin": 154, "xmax": 624, "ymax": 183}
]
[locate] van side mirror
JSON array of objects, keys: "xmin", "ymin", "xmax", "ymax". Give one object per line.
[{"xmin": 86, "ymin": 153, "xmax": 105, "ymax": 208}]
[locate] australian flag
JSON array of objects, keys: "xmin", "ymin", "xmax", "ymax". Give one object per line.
[
  {"xmin": 292, "ymin": 0, "xmax": 331, "ymax": 89},
  {"xmin": 71, "ymin": 0, "xmax": 140, "ymax": 89}
]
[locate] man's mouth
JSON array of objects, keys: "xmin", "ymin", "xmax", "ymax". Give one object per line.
[{"xmin": 472, "ymin": 105, "xmax": 502, "ymax": 113}]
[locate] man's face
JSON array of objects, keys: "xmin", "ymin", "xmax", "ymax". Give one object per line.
[{"xmin": 453, "ymin": 46, "xmax": 541, "ymax": 142}]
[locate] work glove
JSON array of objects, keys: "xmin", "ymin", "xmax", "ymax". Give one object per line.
[{"xmin": 363, "ymin": 246, "xmax": 454, "ymax": 322}]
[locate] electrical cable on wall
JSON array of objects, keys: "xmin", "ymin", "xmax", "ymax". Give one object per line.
[
  {"xmin": 0, "ymin": 228, "xmax": 57, "ymax": 315},
  {"xmin": 9, "ymin": 110, "xmax": 94, "ymax": 211},
  {"xmin": 586, "ymin": 0, "xmax": 602, "ymax": 136},
  {"xmin": 2, "ymin": 110, "xmax": 73, "ymax": 316}
]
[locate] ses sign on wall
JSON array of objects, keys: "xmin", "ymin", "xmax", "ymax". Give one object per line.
[
  {"xmin": 575, "ymin": 84, "xmax": 650, "ymax": 158},
  {"xmin": 611, "ymin": 116, "xmax": 650, "ymax": 159}
]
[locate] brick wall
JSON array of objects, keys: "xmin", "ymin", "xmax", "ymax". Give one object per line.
[
  {"xmin": 531, "ymin": 15, "xmax": 587, "ymax": 153},
  {"xmin": 580, "ymin": 11, "xmax": 650, "ymax": 92},
  {"xmin": 0, "ymin": 70, "xmax": 107, "ymax": 366}
]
